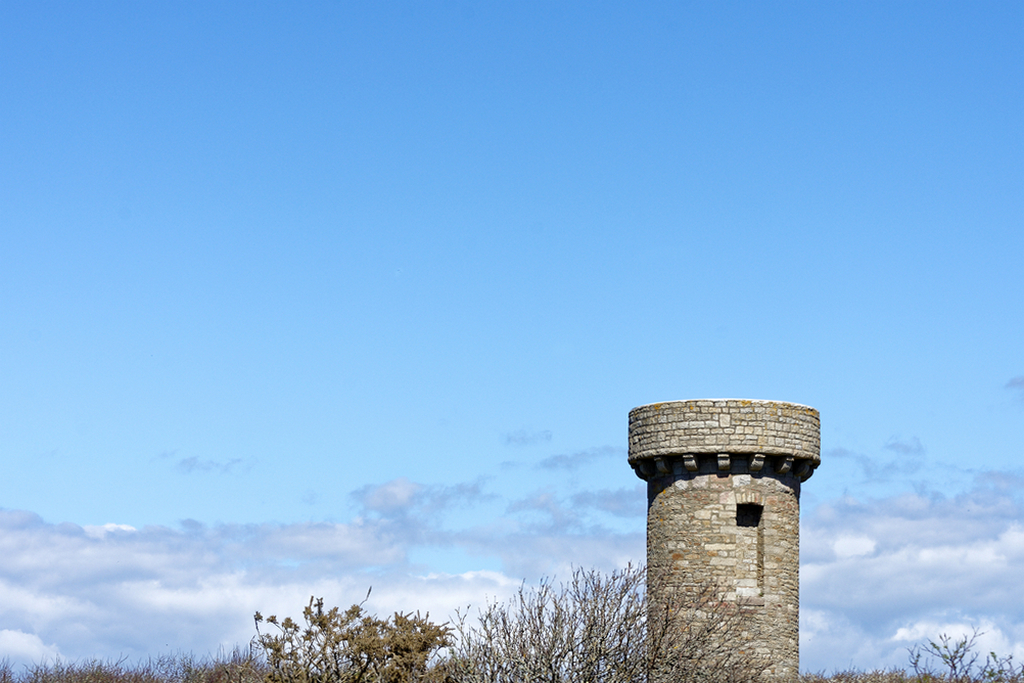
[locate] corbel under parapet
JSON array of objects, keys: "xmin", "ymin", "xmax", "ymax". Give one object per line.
[{"xmin": 629, "ymin": 451, "xmax": 817, "ymax": 481}]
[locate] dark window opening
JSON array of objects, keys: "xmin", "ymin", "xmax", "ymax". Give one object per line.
[{"xmin": 736, "ymin": 503, "xmax": 762, "ymax": 528}]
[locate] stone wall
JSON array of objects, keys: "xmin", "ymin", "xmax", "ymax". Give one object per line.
[{"xmin": 629, "ymin": 399, "xmax": 820, "ymax": 683}]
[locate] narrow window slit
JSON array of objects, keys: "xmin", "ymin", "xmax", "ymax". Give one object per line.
[{"xmin": 736, "ymin": 503, "xmax": 765, "ymax": 595}]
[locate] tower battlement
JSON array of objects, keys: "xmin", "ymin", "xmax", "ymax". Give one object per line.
[
  {"xmin": 629, "ymin": 399, "xmax": 820, "ymax": 683},
  {"xmin": 629, "ymin": 399, "xmax": 819, "ymax": 475}
]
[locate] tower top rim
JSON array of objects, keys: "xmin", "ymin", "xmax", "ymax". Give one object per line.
[
  {"xmin": 628, "ymin": 398, "xmax": 820, "ymax": 467},
  {"xmin": 630, "ymin": 398, "xmax": 817, "ymax": 413}
]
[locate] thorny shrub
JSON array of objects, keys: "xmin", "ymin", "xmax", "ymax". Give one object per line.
[{"xmin": 252, "ymin": 595, "xmax": 451, "ymax": 683}]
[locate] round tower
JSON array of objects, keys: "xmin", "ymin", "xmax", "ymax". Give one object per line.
[{"xmin": 628, "ymin": 399, "xmax": 820, "ymax": 682}]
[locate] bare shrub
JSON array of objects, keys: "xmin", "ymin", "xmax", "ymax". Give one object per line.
[
  {"xmin": 447, "ymin": 563, "xmax": 769, "ymax": 683},
  {"xmin": 0, "ymin": 652, "xmax": 266, "ymax": 683},
  {"xmin": 799, "ymin": 670, "xmax": 915, "ymax": 683},
  {"xmin": 908, "ymin": 630, "xmax": 1023, "ymax": 683},
  {"xmin": 178, "ymin": 649, "xmax": 268, "ymax": 683},
  {"xmin": 799, "ymin": 629, "xmax": 1024, "ymax": 683},
  {"xmin": 647, "ymin": 579, "xmax": 771, "ymax": 683}
]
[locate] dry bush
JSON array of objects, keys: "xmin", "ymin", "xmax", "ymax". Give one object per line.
[
  {"xmin": 907, "ymin": 630, "xmax": 1023, "ymax": 683},
  {"xmin": 446, "ymin": 563, "xmax": 769, "ymax": 683},
  {"xmin": 799, "ymin": 670, "xmax": 915, "ymax": 683},
  {"xmin": 252, "ymin": 596, "xmax": 451, "ymax": 683},
  {"xmin": 251, "ymin": 566, "xmax": 766, "ymax": 683},
  {"xmin": 0, "ymin": 652, "xmax": 266, "ymax": 683},
  {"xmin": 447, "ymin": 565, "xmax": 647, "ymax": 683},
  {"xmin": 178, "ymin": 649, "xmax": 269, "ymax": 683},
  {"xmin": 799, "ymin": 630, "xmax": 1024, "ymax": 683},
  {"xmin": 647, "ymin": 579, "xmax": 771, "ymax": 683}
]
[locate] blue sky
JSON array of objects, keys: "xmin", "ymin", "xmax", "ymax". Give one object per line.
[{"xmin": 1, "ymin": 1, "xmax": 1022, "ymax": 672}]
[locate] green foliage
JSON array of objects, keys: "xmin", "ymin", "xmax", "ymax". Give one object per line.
[{"xmin": 252, "ymin": 596, "xmax": 451, "ymax": 683}]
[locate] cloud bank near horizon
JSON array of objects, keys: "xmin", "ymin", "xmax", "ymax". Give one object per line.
[
  {"xmin": 1, "ymin": 471, "xmax": 1022, "ymax": 672},
  {"xmin": 801, "ymin": 472, "xmax": 1024, "ymax": 671}
]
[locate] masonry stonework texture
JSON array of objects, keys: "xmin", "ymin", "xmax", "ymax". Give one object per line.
[{"xmin": 628, "ymin": 399, "xmax": 820, "ymax": 683}]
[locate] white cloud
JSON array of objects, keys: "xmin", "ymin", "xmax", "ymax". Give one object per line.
[
  {"xmin": 0, "ymin": 474, "xmax": 643, "ymax": 666},
  {"xmin": 83, "ymin": 523, "xmax": 138, "ymax": 538},
  {"xmin": 0, "ymin": 629, "xmax": 61, "ymax": 664},
  {"xmin": 3, "ymin": 471, "xmax": 1023, "ymax": 673},
  {"xmin": 354, "ymin": 477, "xmax": 422, "ymax": 514},
  {"xmin": 832, "ymin": 535, "xmax": 877, "ymax": 559},
  {"xmin": 800, "ymin": 474, "xmax": 1024, "ymax": 672},
  {"xmin": 0, "ymin": 512, "xmax": 527, "ymax": 667}
]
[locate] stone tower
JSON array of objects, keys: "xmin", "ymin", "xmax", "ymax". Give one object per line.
[{"xmin": 628, "ymin": 399, "xmax": 820, "ymax": 682}]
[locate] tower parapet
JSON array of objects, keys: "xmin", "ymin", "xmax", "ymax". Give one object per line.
[
  {"xmin": 629, "ymin": 399, "xmax": 820, "ymax": 682},
  {"xmin": 629, "ymin": 399, "xmax": 820, "ymax": 481}
]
